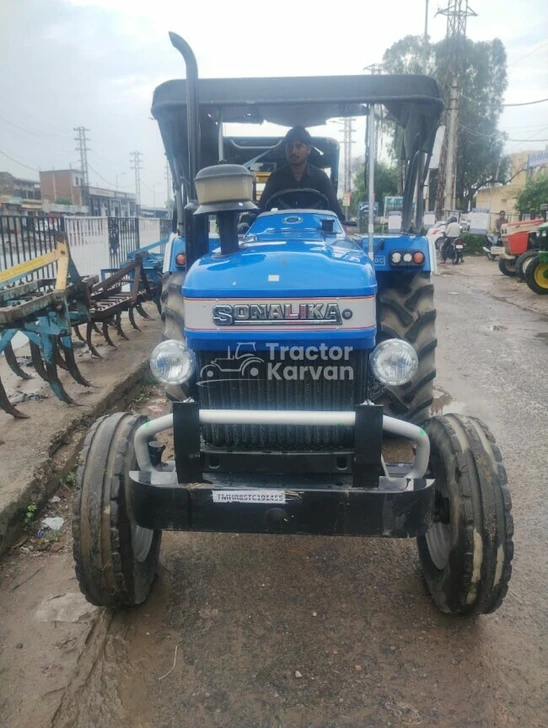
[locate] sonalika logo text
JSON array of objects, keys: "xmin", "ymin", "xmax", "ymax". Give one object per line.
[{"xmin": 212, "ymin": 302, "xmax": 353, "ymax": 326}]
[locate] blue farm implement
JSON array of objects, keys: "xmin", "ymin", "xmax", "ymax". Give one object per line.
[{"xmin": 0, "ymin": 233, "xmax": 95, "ymax": 417}]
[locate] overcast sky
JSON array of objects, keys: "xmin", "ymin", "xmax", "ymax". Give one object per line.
[{"xmin": 1, "ymin": 0, "xmax": 546, "ymax": 206}]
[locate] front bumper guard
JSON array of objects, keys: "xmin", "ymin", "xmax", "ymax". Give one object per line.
[{"xmin": 129, "ymin": 404, "xmax": 434, "ymax": 538}]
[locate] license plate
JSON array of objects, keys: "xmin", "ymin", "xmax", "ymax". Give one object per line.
[
  {"xmin": 455, "ymin": 245, "xmax": 464, "ymax": 250},
  {"xmin": 212, "ymin": 489, "xmax": 286, "ymax": 504},
  {"xmin": 491, "ymin": 246, "xmax": 504, "ymax": 255}
]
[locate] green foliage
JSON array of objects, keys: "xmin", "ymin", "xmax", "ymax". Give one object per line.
[
  {"xmin": 55, "ymin": 197, "xmax": 72, "ymax": 205},
  {"xmin": 350, "ymin": 160, "xmax": 399, "ymax": 217},
  {"xmin": 516, "ymin": 173, "xmax": 548, "ymax": 217},
  {"xmin": 460, "ymin": 232, "xmax": 486, "ymax": 255},
  {"xmin": 24, "ymin": 503, "xmax": 37, "ymax": 526},
  {"xmin": 382, "ymin": 35, "xmax": 509, "ymax": 210}
]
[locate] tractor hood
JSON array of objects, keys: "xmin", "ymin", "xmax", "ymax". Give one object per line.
[{"xmin": 182, "ymin": 214, "xmax": 377, "ymax": 351}]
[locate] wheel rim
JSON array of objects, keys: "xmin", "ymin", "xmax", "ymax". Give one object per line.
[
  {"xmin": 533, "ymin": 263, "xmax": 548, "ymax": 289},
  {"xmin": 425, "ymin": 522, "xmax": 451, "ymax": 569},
  {"xmin": 132, "ymin": 523, "xmax": 154, "ymax": 563}
]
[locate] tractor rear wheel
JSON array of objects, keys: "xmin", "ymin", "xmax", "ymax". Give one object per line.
[
  {"xmin": 73, "ymin": 412, "xmax": 161, "ymax": 607},
  {"xmin": 160, "ymin": 270, "xmax": 186, "ymax": 341},
  {"xmin": 498, "ymin": 257, "xmax": 516, "ymax": 277},
  {"xmin": 417, "ymin": 414, "xmax": 513, "ymax": 616},
  {"xmin": 374, "ymin": 272, "xmax": 437, "ymax": 424},
  {"xmin": 524, "ymin": 255, "xmax": 548, "ymax": 294},
  {"xmin": 160, "ymin": 270, "xmax": 188, "ymax": 400}
]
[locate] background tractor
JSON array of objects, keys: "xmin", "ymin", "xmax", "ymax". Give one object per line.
[{"xmin": 72, "ymin": 32, "xmax": 513, "ymax": 618}]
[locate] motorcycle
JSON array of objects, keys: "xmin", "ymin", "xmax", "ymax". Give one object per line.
[
  {"xmin": 452, "ymin": 238, "xmax": 465, "ymax": 264},
  {"xmin": 483, "ymin": 233, "xmax": 503, "ymax": 261},
  {"xmin": 441, "ymin": 236, "xmax": 465, "ymax": 264}
]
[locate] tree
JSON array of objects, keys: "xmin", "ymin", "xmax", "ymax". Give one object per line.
[
  {"xmin": 382, "ymin": 35, "xmax": 509, "ymax": 212},
  {"xmin": 516, "ymin": 173, "xmax": 548, "ymax": 217},
  {"xmin": 350, "ymin": 160, "xmax": 398, "ymax": 217}
]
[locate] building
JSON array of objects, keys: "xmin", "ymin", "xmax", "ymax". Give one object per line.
[
  {"xmin": 139, "ymin": 204, "xmax": 169, "ymax": 219},
  {"xmin": 40, "ymin": 169, "xmax": 85, "ymax": 207},
  {"xmin": 40, "ymin": 170, "xmax": 136, "ymax": 217},
  {"xmin": 476, "ymin": 148, "xmax": 548, "ymax": 228},
  {"xmin": 0, "ymin": 172, "xmax": 42, "ymax": 214},
  {"xmin": 86, "ymin": 186, "xmax": 137, "ymax": 217}
]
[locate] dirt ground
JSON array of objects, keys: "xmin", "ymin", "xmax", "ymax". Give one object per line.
[{"xmin": 1, "ymin": 257, "xmax": 547, "ymax": 728}]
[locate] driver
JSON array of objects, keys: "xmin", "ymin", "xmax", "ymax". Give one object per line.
[{"xmin": 258, "ymin": 126, "xmax": 345, "ymax": 221}]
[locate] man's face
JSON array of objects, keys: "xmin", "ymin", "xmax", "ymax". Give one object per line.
[{"xmin": 286, "ymin": 141, "xmax": 310, "ymax": 167}]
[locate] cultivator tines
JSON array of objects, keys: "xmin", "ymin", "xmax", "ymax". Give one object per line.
[
  {"xmin": 80, "ymin": 252, "xmax": 161, "ymax": 353},
  {"xmin": 0, "ymin": 234, "xmax": 97, "ymax": 417}
]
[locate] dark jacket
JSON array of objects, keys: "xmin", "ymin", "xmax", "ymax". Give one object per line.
[{"xmin": 258, "ymin": 164, "xmax": 345, "ymax": 221}]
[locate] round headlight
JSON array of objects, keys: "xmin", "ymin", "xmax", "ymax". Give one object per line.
[
  {"xmin": 150, "ymin": 340, "xmax": 195, "ymax": 385},
  {"xmin": 370, "ymin": 339, "xmax": 418, "ymax": 386}
]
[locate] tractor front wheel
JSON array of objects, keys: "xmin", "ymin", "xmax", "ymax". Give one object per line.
[
  {"xmin": 374, "ymin": 272, "xmax": 437, "ymax": 424},
  {"xmin": 498, "ymin": 257, "xmax": 516, "ymax": 277},
  {"xmin": 73, "ymin": 412, "xmax": 161, "ymax": 607},
  {"xmin": 515, "ymin": 250, "xmax": 538, "ymax": 281},
  {"xmin": 417, "ymin": 414, "xmax": 513, "ymax": 616}
]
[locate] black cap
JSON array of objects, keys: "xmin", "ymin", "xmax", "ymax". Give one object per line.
[{"xmin": 284, "ymin": 126, "xmax": 312, "ymax": 145}]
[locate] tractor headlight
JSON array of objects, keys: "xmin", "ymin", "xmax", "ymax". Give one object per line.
[
  {"xmin": 370, "ymin": 339, "xmax": 418, "ymax": 386},
  {"xmin": 150, "ymin": 340, "xmax": 195, "ymax": 385}
]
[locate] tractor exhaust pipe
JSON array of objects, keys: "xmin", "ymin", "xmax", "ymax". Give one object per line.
[
  {"xmin": 169, "ymin": 32, "xmax": 200, "ymax": 198},
  {"xmin": 168, "ymin": 32, "xmax": 209, "ymax": 267}
]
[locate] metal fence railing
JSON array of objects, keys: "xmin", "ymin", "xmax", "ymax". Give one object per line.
[
  {"xmin": 108, "ymin": 217, "xmax": 140, "ymax": 269},
  {"xmin": 0, "ymin": 215, "xmax": 64, "ymax": 282},
  {"xmin": 1, "ymin": 215, "xmax": 173, "ymax": 282}
]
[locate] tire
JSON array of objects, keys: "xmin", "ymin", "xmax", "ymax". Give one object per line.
[
  {"xmin": 160, "ymin": 270, "xmax": 188, "ymax": 400},
  {"xmin": 515, "ymin": 250, "xmax": 538, "ymax": 281},
  {"xmin": 521, "ymin": 254, "xmax": 536, "ymax": 281},
  {"xmin": 417, "ymin": 414, "xmax": 513, "ymax": 616},
  {"xmin": 435, "ymin": 237, "xmax": 444, "ymax": 251},
  {"xmin": 486, "ymin": 252, "xmax": 495, "ymax": 261},
  {"xmin": 498, "ymin": 257, "xmax": 516, "ymax": 277},
  {"xmin": 73, "ymin": 412, "xmax": 161, "ymax": 607},
  {"xmin": 160, "ymin": 270, "xmax": 186, "ymax": 341},
  {"xmin": 373, "ymin": 272, "xmax": 437, "ymax": 424},
  {"xmin": 524, "ymin": 255, "xmax": 548, "ymax": 295}
]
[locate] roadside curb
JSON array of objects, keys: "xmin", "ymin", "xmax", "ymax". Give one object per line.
[{"xmin": 0, "ymin": 320, "xmax": 161, "ymax": 556}]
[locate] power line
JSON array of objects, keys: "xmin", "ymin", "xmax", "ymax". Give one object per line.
[
  {"xmin": 0, "ymin": 112, "xmax": 70, "ymax": 143},
  {"xmin": 0, "ymin": 148, "xmax": 39, "ymax": 173},
  {"xmin": 74, "ymin": 126, "xmax": 90, "ymax": 186},
  {"xmin": 130, "ymin": 151, "xmax": 143, "ymax": 205},
  {"xmin": 503, "ymin": 97, "xmax": 548, "ymax": 108},
  {"xmin": 507, "ymin": 40, "xmax": 548, "ymax": 68},
  {"xmin": 0, "ymin": 96, "xmax": 70, "ymax": 137},
  {"xmin": 460, "ymin": 123, "xmax": 548, "ymax": 143},
  {"xmin": 87, "ymin": 162, "xmax": 132, "ymax": 190}
]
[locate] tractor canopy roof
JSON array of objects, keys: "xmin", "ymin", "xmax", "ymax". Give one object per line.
[
  {"xmin": 152, "ymin": 73, "xmax": 444, "ymax": 227},
  {"xmin": 152, "ymin": 74, "xmax": 443, "ymax": 129}
]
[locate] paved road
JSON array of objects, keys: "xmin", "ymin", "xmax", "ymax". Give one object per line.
[{"xmin": 56, "ymin": 261, "xmax": 548, "ymax": 727}]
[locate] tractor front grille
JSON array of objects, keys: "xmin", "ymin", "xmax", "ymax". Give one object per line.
[{"xmin": 197, "ymin": 349, "xmax": 368, "ymax": 450}]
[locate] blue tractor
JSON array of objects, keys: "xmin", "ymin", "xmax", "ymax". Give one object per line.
[{"xmin": 73, "ymin": 33, "xmax": 513, "ymax": 616}]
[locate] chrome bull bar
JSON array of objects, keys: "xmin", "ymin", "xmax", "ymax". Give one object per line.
[{"xmin": 134, "ymin": 409, "xmax": 430, "ymax": 480}]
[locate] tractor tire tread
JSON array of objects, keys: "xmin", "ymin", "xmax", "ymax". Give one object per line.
[
  {"xmin": 417, "ymin": 414, "xmax": 513, "ymax": 616},
  {"xmin": 73, "ymin": 412, "xmax": 160, "ymax": 608},
  {"xmin": 374, "ymin": 272, "xmax": 437, "ymax": 424}
]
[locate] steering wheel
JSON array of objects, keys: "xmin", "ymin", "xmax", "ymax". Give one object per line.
[{"xmin": 263, "ymin": 188, "xmax": 330, "ymax": 212}]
